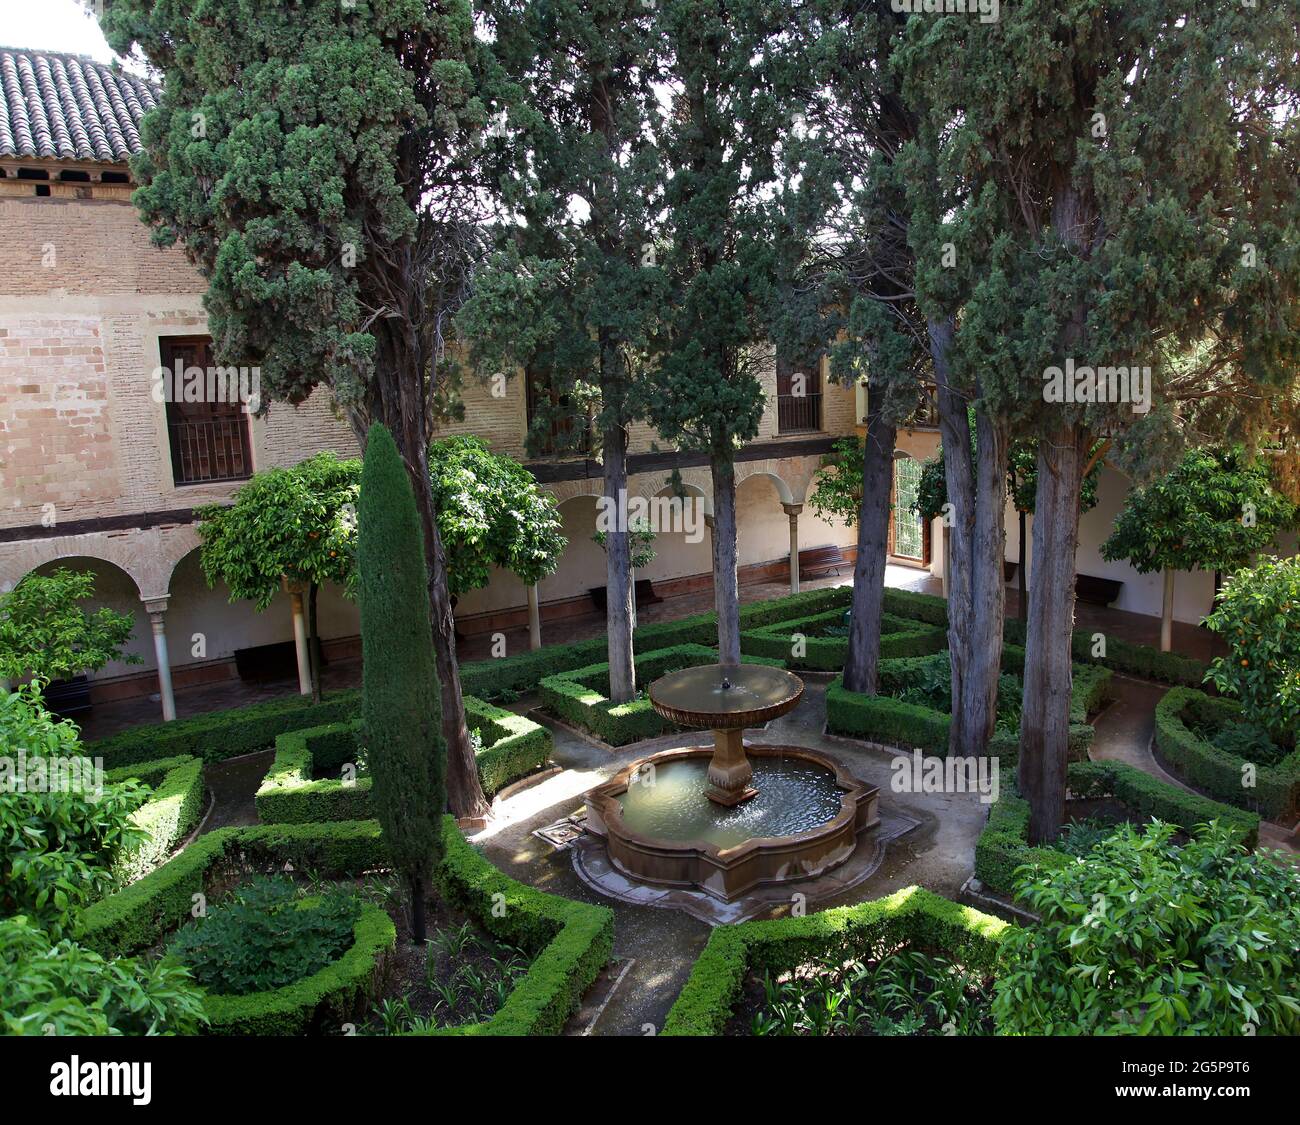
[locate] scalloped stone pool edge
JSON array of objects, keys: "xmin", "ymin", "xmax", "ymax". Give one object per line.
[{"xmin": 583, "ymin": 745, "xmax": 880, "ymax": 903}]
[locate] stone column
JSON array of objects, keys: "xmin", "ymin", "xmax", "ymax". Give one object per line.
[
  {"xmin": 143, "ymin": 597, "xmax": 176, "ymax": 722},
  {"xmin": 527, "ymin": 584, "xmax": 542, "ymax": 651},
  {"xmin": 783, "ymin": 503, "xmax": 803, "ymax": 594}
]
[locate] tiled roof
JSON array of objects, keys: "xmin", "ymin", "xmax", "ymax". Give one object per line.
[{"xmin": 0, "ymin": 47, "xmax": 157, "ymax": 164}]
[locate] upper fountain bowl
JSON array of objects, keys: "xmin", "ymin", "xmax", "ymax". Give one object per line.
[{"xmin": 647, "ymin": 663, "xmax": 804, "ymax": 730}]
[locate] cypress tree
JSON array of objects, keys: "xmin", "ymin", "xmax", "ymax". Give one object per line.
[{"xmin": 358, "ymin": 423, "xmax": 445, "ymax": 944}]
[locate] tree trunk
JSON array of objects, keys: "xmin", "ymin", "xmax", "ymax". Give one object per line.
[
  {"xmin": 1018, "ymin": 509, "xmax": 1028, "ymax": 623},
  {"xmin": 409, "ymin": 874, "xmax": 427, "ymax": 945},
  {"xmin": 307, "ymin": 581, "xmax": 322, "ymax": 704},
  {"xmin": 927, "ymin": 317, "xmax": 1009, "ymax": 756},
  {"xmin": 1160, "ymin": 567, "xmax": 1175, "ymax": 652},
  {"xmin": 711, "ymin": 457, "xmax": 741, "ymax": 664},
  {"xmin": 1018, "ymin": 426, "xmax": 1089, "ymax": 843},
  {"xmin": 604, "ymin": 420, "xmax": 637, "ymax": 703},
  {"xmin": 843, "ymin": 399, "xmax": 897, "ymax": 694}
]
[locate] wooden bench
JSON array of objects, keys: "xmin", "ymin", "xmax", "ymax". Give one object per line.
[
  {"xmin": 587, "ymin": 579, "xmax": 664, "ymax": 613},
  {"xmin": 798, "ymin": 545, "xmax": 846, "ymax": 582},
  {"xmin": 234, "ymin": 640, "xmax": 327, "ymax": 682},
  {"xmin": 1075, "ymin": 573, "xmax": 1124, "ymax": 607}
]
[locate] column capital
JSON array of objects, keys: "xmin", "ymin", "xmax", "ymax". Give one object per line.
[
  {"xmin": 141, "ymin": 595, "xmax": 170, "ymax": 616},
  {"xmin": 782, "ymin": 503, "xmax": 804, "ymax": 518}
]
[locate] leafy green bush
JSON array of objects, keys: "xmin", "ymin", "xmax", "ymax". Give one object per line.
[
  {"xmin": 105, "ymin": 755, "xmax": 206, "ymax": 884},
  {"xmin": 751, "ymin": 948, "xmax": 992, "ymax": 1036},
  {"xmin": 0, "ymin": 688, "xmax": 147, "ymax": 938},
  {"xmin": 167, "ymin": 875, "xmax": 361, "ymax": 996},
  {"xmin": 0, "ymin": 915, "xmax": 206, "ymax": 1035},
  {"xmin": 994, "ymin": 821, "xmax": 1300, "ymax": 1035},
  {"xmin": 974, "ymin": 763, "xmax": 1260, "ymax": 894},
  {"xmin": 1205, "ymin": 555, "xmax": 1300, "ymax": 744}
]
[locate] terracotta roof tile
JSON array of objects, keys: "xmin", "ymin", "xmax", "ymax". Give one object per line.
[{"xmin": 0, "ymin": 47, "xmax": 156, "ymax": 164}]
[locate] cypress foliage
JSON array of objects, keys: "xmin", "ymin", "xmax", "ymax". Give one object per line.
[{"xmin": 357, "ymin": 423, "xmax": 445, "ymax": 943}]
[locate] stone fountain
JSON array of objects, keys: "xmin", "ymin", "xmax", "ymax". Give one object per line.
[{"xmin": 583, "ymin": 663, "xmax": 879, "ymax": 902}]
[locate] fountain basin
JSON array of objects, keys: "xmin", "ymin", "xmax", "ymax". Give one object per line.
[{"xmin": 584, "ymin": 745, "xmax": 879, "ymax": 902}]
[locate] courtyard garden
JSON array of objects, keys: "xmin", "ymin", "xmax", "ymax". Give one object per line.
[{"xmin": 2, "ymin": 6, "xmax": 1300, "ymax": 1109}]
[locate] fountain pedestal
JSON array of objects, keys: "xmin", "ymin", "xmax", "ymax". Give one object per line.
[{"xmin": 705, "ymin": 727, "xmax": 758, "ymax": 806}]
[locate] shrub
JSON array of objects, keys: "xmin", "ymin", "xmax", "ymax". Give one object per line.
[
  {"xmin": 993, "ymin": 821, "xmax": 1300, "ymax": 1035},
  {"xmin": 0, "ymin": 915, "xmax": 206, "ymax": 1035},
  {"xmin": 827, "ymin": 646, "xmax": 1109, "ymax": 762},
  {"xmin": 0, "ymin": 688, "xmax": 147, "ymax": 938},
  {"xmin": 106, "ymin": 755, "xmax": 206, "ymax": 883},
  {"xmin": 973, "ymin": 763, "xmax": 1261, "ymax": 895},
  {"xmin": 662, "ymin": 886, "xmax": 1008, "ymax": 1036},
  {"xmin": 740, "ymin": 607, "xmax": 946, "ymax": 671},
  {"xmin": 1154, "ymin": 687, "xmax": 1300, "ymax": 820},
  {"xmin": 1205, "ymin": 555, "xmax": 1300, "ymax": 744},
  {"xmin": 167, "ymin": 874, "xmax": 361, "ymax": 996}
]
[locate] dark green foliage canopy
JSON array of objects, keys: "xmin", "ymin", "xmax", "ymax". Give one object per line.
[
  {"xmin": 357, "ymin": 424, "xmax": 445, "ymax": 888},
  {"xmin": 1101, "ymin": 447, "xmax": 1296, "ymax": 575}
]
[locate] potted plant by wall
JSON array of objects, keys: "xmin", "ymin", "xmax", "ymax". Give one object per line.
[{"xmin": 0, "ymin": 568, "xmax": 139, "ymax": 715}]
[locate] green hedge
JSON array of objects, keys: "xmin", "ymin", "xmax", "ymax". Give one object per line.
[
  {"xmin": 827, "ymin": 646, "xmax": 1111, "ymax": 762},
  {"xmin": 661, "ymin": 885, "xmax": 1008, "ymax": 1036},
  {"xmin": 255, "ymin": 698, "xmax": 553, "ymax": 823},
  {"xmin": 203, "ymin": 903, "xmax": 396, "ymax": 1036},
  {"xmin": 973, "ymin": 762, "xmax": 1262, "ymax": 895},
  {"xmin": 416, "ymin": 816, "xmax": 613, "ymax": 1036},
  {"xmin": 1154, "ymin": 688, "xmax": 1300, "ymax": 821},
  {"xmin": 76, "ymin": 820, "xmax": 389, "ymax": 958},
  {"xmin": 539, "ymin": 644, "xmax": 785, "ymax": 746},
  {"xmin": 740, "ymin": 608, "xmax": 947, "ymax": 671},
  {"xmin": 89, "ymin": 692, "xmax": 360, "ymax": 769},
  {"xmin": 105, "ymin": 755, "xmax": 206, "ymax": 884}
]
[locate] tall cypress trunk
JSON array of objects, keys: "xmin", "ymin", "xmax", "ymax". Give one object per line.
[
  {"xmin": 604, "ymin": 417, "xmax": 637, "ymax": 703},
  {"xmin": 711, "ymin": 457, "xmax": 741, "ymax": 664},
  {"xmin": 843, "ymin": 395, "xmax": 897, "ymax": 694},
  {"xmin": 1019, "ymin": 426, "xmax": 1088, "ymax": 842},
  {"xmin": 927, "ymin": 317, "xmax": 1008, "ymax": 755},
  {"xmin": 409, "ymin": 874, "xmax": 427, "ymax": 946}
]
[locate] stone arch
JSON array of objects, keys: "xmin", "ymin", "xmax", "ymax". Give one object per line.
[
  {"xmin": 734, "ymin": 463, "xmax": 796, "ymax": 506},
  {"xmin": 0, "ymin": 534, "xmax": 147, "ymax": 598}
]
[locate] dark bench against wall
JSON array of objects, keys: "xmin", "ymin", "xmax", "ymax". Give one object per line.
[{"xmin": 798, "ymin": 545, "xmax": 846, "ymax": 581}]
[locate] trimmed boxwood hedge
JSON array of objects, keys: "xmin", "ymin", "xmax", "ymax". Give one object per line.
[
  {"xmin": 973, "ymin": 761, "xmax": 1262, "ymax": 895},
  {"xmin": 76, "ymin": 816, "xmax": 610, "ymax": 1036},
  {"xmin": 105, "ymin": 755, "xmax": 207, "ymax": 884},
  {"xmin": 826, "ymin": 645, "xmax": 1112, "ymax": 762},
  {"xmin": 202, "ymin": 903, "xmax": 396, "ymax": 1036},
  {"xmin": 76, "ymin": 820, "xmax": 389, "ymax": 958},
  {"xmin": 1154, "ymin": 688, "xmax": 1300, "ymax": 821},
  {"xmin": 256, "ymin": 698, "xmax": 553, "ymax": 823},
  {"xmin": 417, "ymin": 817, "xmax": 614, "ymax": 1036},
  {"xmin": 740, "ymin": 608, "xmax": 947, "ymax": 671},
  {"xmin": 539, "ymin": 644, "xmax": 785, "ymax": 746},
  {"xmin": 661, "ymin": 885, "xmax": 1008, "ymax": 1036}
]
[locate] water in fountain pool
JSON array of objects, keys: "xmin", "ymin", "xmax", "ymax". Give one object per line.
[{"xmin": 616, "ymin": 756, "xmax": 844, "ymax": 848}]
